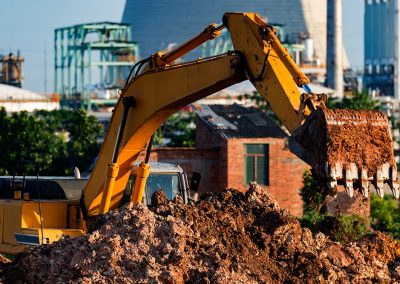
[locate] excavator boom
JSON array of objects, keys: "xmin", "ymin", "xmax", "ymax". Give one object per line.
[{"xmin": 82, "ymin": 12, "xmax": 398, "ymax": 217}]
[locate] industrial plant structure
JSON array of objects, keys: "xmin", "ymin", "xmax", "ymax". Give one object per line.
[
  {"xmin": 54, "ymin": 22, "xmax": 139, "ymax": 111},
  {"xmin": 0, "ymin": 53, "xmax": 24, "ymax": 88},
  {"xmin": 364, "ymin": 0, "xmax": 398, "ymax": 99}
]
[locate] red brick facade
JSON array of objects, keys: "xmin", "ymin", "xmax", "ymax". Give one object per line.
[{"xmin": 151, "ymin": 116, "xmax": 309, "ymax": 217}]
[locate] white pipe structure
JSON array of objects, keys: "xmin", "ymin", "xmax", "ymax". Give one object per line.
[{"xmin": 326, "ymin": 0, "xmax": 344, "ymax": 98}]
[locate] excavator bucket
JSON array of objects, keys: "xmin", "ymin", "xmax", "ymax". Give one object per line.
[{"xmin": 290, "ymin": 108, "xmax": 399, "ymax": 198}]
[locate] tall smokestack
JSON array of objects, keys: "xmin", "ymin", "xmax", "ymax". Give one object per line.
[{"xmin": 327, "ymin": 0, "xmax": 344, "ymax": 97}]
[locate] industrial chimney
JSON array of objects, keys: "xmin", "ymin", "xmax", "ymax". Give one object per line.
[{"xmin": 326, "ymin": 0, "xmax": 344, "ymax": 97}]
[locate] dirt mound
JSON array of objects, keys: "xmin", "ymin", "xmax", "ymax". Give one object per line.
[{"xmin": 5, "ymin": 184, "xmax": 400, "ymax": 283}]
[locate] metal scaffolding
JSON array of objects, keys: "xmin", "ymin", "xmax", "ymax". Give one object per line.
[
  {"xmin": 54, "ymin": 22, "xmax": 139, "ymax": 111},
  {"xmin": 201, "ymin": 25, "xmax": 304, "ymax": 65}
]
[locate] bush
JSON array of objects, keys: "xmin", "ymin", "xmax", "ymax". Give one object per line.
[
  {"xmin": 370, "ymin": 194, "xmax": 400, "ymax": 239},
  {"xmin": 300, "ymin": 170, "xmax": 329, "ymax": 212},
  {"xmin": 299, "ymin": 170, "xmax": 369, "ymax": 243}
]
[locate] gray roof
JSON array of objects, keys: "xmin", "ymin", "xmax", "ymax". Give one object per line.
[
  {"xmin": 0, "ymin": 83, "xmax": 45, "ymax": 101},
  {"xmin": 195, "ymin": 104, "xmax": 287, "ymax": 139}
]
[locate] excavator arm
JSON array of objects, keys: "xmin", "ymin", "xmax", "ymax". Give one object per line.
[
  {"xmin": 82, "ymin": 12, "xmax": 398, "ymax": 218},
  {"xmin": 82, "ymin": 53, "xmax": 246, "ymax": 216}
]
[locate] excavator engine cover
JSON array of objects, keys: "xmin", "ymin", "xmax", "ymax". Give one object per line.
[{"xmin": 291, "ymin": 108, "xmax": 399, "ymax": 198}]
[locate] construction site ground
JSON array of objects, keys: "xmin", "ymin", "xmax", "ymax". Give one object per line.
[{"xmin": 3, "ymin": 184, "xmax": 400, "ymax": 283}]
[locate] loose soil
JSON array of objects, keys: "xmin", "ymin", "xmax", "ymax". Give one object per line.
[
  {"xmin": 325, "ymin": 109, "xmax": 394, "ymax": 175},
  {"xmin": 4, "ymin": 184, "xmax": 400, "ymax": 283}
]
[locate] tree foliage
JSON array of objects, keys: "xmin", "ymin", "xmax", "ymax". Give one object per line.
[
  {"xmin": 327, "ymin": 90, "xmax": 380, "ymax": 110},
  {"xmin": 300, "ymin": 170, "xmax": 329, "ymax": 212},
  {"xmin": 370, "ymin": 194, "xmax": 400, "ymax": 239},
  {"xmin": 299, "ymin": 170, "xmax": 369, "ymax": 243},
  {"xmin": 155, "ymin": 111, "xmax": 196, "ymax": 147},
  {"xmin": 0, "ymin": 108, "xmax": 101, "ymax": 176}
]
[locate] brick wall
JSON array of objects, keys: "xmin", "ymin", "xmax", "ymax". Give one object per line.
[
  {"xmin": 226, "ymin": 138, "xmax": 308, "ymax": 217},
  {"xmin": 195, "ymin": 120, "xmax": 309, "ymax": 208},
  {"xmin": 152, "ymin": 147, "xmax": 221, "ymax": 193},
  {"xmin": 195, "ymin": 118, "xmax": 223, "ymax": 149}
]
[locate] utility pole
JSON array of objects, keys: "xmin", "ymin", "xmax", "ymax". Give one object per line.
[{"xmin": 44, "ymin": 41, "xmax": 48, "ymax": 95}]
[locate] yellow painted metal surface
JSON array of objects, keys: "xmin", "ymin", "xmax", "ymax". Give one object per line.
[
  {"xmin": 3, "ymin": 202, "xmax": 21, "ymax": 244},
  {"xmin": 21, "ymin": 202, "xmax": 67, "ymax": 229},
  {"xmin": 225, "ymin": 12, "xmax": 310, "ymax": 133},
  {"xmin": 100, "ymin": 163, "xmax": 120, "ymax": 213},
  {"xmin": 22, "ymin": 228, "xmax": 84, "ymax": 244},
  {"xmin": 131, "ymin": 162, "xmax": 151, "ymax": 203}
]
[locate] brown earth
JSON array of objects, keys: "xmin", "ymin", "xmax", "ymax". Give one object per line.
[
  {"xmin": 325, "ymin": 109, "xmax": 394, "ymax": 175},
  {"xmin": 4, "ymin": 184, "xmax": 400, "ymax": 283}
]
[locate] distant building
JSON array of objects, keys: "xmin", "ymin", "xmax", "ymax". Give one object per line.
[
  {"xmin": 0, "ymin": 83, "xmax": 58, "ymax": 112},
  {"xmin": 152, "ymin": 104, "xmax": 308, "ymax": 216},
  {"xmin": 364, "ymin": 0, "xmax": 398, "ymax": 99}
]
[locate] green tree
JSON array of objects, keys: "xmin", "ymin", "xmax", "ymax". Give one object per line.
[
  {"xmin": 156, "ymin": 111, "xmax": 196, "ymax": 147},
  {"xmin": 0, "ymin": 109, "xmax": 101, "ymax": 176},
  {"xmin": 35, "ymin": 110, "xmax": 102, "ymax": 174},
  {"xmin": 0, "ymin": 110, "xmax": 65, "ymax": 175},
  {"xmin": 327, "ymin": 90, "xmax": 380, "ymax": 110}
]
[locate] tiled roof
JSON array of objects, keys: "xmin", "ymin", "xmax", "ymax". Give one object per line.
[{"xmin": 195, "ymin": 104, "xmax": 287, "ymax": 139}]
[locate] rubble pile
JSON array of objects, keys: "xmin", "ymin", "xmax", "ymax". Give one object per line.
[{"xmin": 5, "ymin": 183, "xmax": 400, "ymax": 283}]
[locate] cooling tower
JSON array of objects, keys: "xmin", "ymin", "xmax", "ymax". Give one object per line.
[{"xmin": 122, "ymin": 0, "xmax": 328, "ymax": 63}]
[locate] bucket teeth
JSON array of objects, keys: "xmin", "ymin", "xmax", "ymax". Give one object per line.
[
  {"xmin": 374, "ymin": 166, "xmax": 385, "ymax": 198},
  {"xmin": 375, "ymin": 187, "xmax": 385, "ymax": 198},
  {"xmin": 327, "ymin": 162, "xmax": 342, "ymax": 191},
  {"xmin": 361, "ymin": 187, "xmax": 369, "ymax": 199},
  {"xmin": 376, "ymin": 165, "xmax": 384, "ymax": 189},
  {"xmin": 374, "ymin": 165, "xmax": 385, "ymax": 198},
  {"xmin": 361, "ymin": 167, "xmax": 369, "ymax": 198},
  {"xmin": 382, "ymin": 163, "xmax": 390, "ymax": 180},
  {"xmin": 389, "ymin": 165, "xmax": 400, "ymax": 199},
  {"xmin": 344, "ymin": 163, "xmax": 357, "ymax": 198}
]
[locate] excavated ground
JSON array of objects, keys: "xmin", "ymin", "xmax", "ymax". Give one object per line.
[
  {"xmin": 325, "ymin": 109, "xmax": 394, "ymax": 175},
  {"xmin": 4, "ymin": 184, "xmax": 400, "ymax": 283}
]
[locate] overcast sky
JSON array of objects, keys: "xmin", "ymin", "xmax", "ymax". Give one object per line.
[{"xmin": 0, "ymin": 0, "xmax": 364, "ymax": 93}]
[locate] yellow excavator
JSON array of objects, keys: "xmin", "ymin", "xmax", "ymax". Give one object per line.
[{"xmin": 0, "ymin": 12, "xmax": 397, "ymax": 254}]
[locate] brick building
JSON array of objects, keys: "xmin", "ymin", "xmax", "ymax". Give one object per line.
[{"xmin": 153, "ymin": 104, "xmax": 308, "ymax": 216}]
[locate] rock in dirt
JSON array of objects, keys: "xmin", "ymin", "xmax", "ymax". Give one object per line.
[{"xmin": 4, "ymin": 183, "xmax": 400, "ymax": 283}]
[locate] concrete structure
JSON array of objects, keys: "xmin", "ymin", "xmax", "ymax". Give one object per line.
[
  {"xmin": 364, "ymin": 0, "xmax": 398, "ymax": 98},
  {"xmin": 326, "ymin": 0, "xmax": 344, "ymax": 98},
  {"xmin": 152, "ymin": 104, "xmax": 308, "ymax": 216},
  {"xmin": 122, "ymin": 0, "xmax": 328, "ymax": 65},
  {"xmin": 0, "ymin": 83, "xmax": 58, "ymax": 112}
]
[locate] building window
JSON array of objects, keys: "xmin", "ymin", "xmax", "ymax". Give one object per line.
[{"xmin": 244, "ymin": 144, "xmax": 269, "ymax": 185}]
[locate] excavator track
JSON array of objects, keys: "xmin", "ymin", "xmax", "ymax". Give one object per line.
[{"xmin": 292, "ymin": 108, "xmax": 399, "ymax": 198}]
